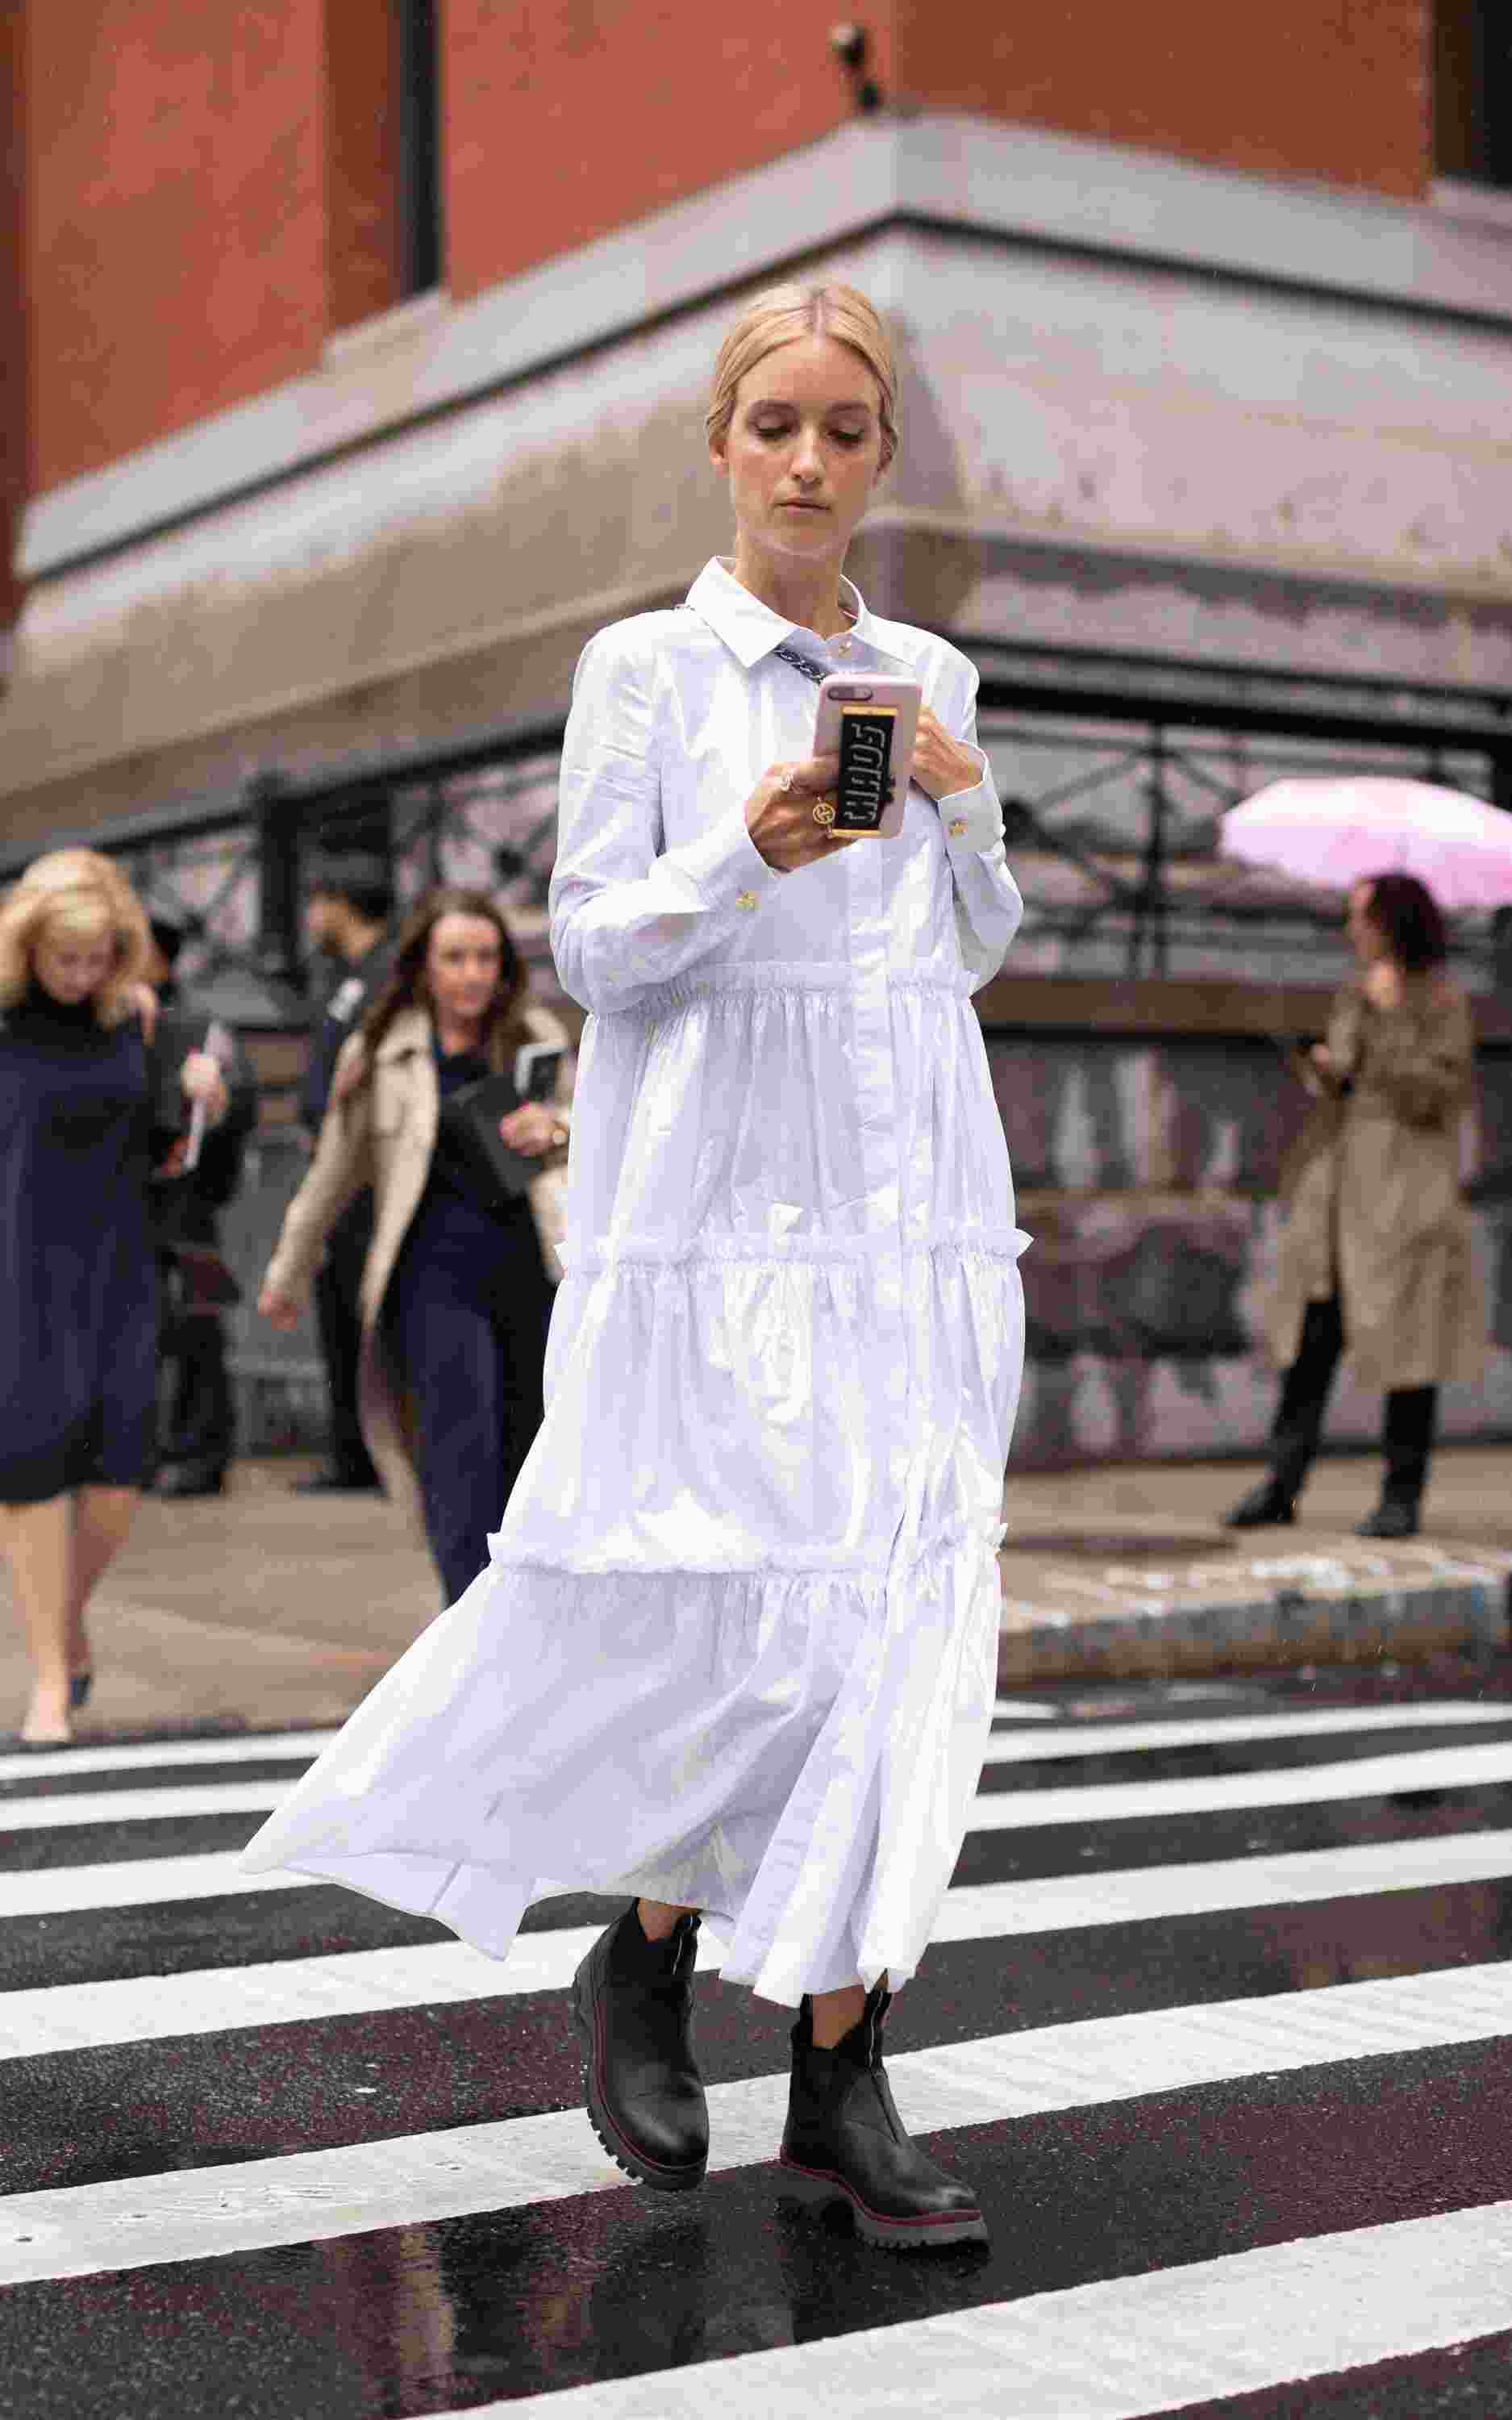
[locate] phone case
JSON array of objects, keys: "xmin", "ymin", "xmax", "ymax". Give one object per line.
[{"xmin": 812, "ymin": 675, "xmax": 923, "ymax": 838}]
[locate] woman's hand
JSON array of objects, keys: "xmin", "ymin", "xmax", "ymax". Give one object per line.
[
  {"xmin": 1364, "ymin": 961, "xmax": 1405, "ymax": 1012},
  {"xmin": 910, "ymin": 706, "xmax": 984, "ymax": 805},
  {"xmin": 181, "ymin": 1049, "xmax": 229, "ymax": 1125},
  {"xmin": 744, "ymin": 753, "xmax": 843, "ymax": 872},
  {"xmin": 498, "ymin": 1101, "xmax": 568, "ymax": 1158},
  {"xmin": 257, "ymin": 1279, "xmax": 301, "ymax": 1331}
]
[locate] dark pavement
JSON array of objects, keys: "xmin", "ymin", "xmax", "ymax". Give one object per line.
[{"xmin": 2, "ymin": 1666, "xmax": 1512, "ymax": 2411}]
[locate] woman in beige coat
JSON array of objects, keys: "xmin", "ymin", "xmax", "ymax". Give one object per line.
[
  {"xmin": 1227, "ymin": 871, "xmax": 1484, "ymax": 1538},
  {"xmin": 260, "ymin": 887, "xmax": 572, "ymax": 1600}
]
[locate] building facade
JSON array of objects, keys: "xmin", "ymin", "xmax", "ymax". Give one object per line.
[{"xmin": 4, "ymin": 2, "xmax": 1512, "ymax": 1463}]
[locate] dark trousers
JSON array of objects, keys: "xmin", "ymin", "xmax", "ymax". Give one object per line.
[
  {"xmin": 314, "ymin": 1198, "xmax": 380, "ymax": 1483},
  {"xmin": 1271, "ymin": 1296, "xmax": 1437, "ymax": 1508},
  {"xmin": 387, "ymin": 1208, "xmax": 552, "ymax": 1604},
  {"xmin": 158, "ymin": 1308, "xmax": 235, "ymax": 1476}
]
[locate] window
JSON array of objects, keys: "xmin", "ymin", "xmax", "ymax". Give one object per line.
[
  {"xmin": 326, "ymin": 0, "xmax": 444, "ymax": 334},
  {"xmin": 396, "ymin": 0, "xmax": 442, "ymax": 299},
  {"xmin": 1435, "ymin": 0, "xmax": 1512, "ymax": 190}
]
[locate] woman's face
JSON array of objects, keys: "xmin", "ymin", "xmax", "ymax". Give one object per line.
[
  {"xmin": 1346, "ymin": 882, "xmax": 1389, "ymax": 970},
  {"xmin": 711, "ymin": 334, "xmax": 885, "ymax": 571},
  {"xmin": 31, "ymin": 917, "xmax": 116, "ymax": 1006},
  {"xmin": 426, "ymin": 912, "xmax": 504, "ymax": 1029}
]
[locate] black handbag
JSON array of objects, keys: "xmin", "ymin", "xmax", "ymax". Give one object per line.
[{"xmin": 437, "ymin": 1044, "xmax": 566, "ymax": 1206}]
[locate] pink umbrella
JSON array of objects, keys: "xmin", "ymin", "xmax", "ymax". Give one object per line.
[{"xmin": 1221, "ymin": 777, "xmax": 1512, "ymax": 912}]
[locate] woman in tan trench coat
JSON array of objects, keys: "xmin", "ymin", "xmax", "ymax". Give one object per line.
[
  {"xmin": 1226, "ymin": 872, "xmax": 1485, "ymax": 1539},
  {"xmin": 260, "ymin": 887, "xmax": 573, "ymax": 1600}
]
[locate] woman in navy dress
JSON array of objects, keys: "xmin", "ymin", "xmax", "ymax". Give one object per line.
[{"xmin": 0, "ymin": 850, "xmax": 228, "ymax": 1745}]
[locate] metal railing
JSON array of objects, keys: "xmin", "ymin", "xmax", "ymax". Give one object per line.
[{"xmin": 6, "ymin": 645, "xmax": 1509, "ymax": 1011}]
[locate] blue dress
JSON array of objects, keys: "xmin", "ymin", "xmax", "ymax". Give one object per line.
[{"xmin": 0, "ymin": 988, "xmax": 156, "ymax": 1502}]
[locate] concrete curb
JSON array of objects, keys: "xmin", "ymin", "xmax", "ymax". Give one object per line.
[{"xmin": 997, "ymin": 1537, "xmax": 1512, "ymax": 1685}]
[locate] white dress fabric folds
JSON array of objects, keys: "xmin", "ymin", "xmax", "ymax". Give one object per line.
[{"xmin": 241, "ymin": 558, "xmax": 1028, "ymax": 2003}]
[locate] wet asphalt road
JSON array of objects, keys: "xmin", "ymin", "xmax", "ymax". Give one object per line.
[{"xmin": 4, "ymin": 1658, "xmax": 1512, "ymax": 2417}]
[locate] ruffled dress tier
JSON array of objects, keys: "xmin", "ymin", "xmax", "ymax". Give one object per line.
[{"xmin": 242, "ymin": 560, "xmax": 1028, "ymax": 2004}]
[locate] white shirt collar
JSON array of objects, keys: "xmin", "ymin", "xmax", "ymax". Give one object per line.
[{"xmin": 685, "ymin": 557, "xmax": 897, "ymax": 670}]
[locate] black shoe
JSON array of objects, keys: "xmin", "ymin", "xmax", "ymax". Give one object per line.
[
  {"xmin": 151, "ymin": 1463, "xmax": 226, "ymax": 1499},
  {"xmin": 1356, "ymin": 1500, "xmax": 1419, "ymax": 1539},
  {"xmin": 777, "ymin": 1983, "xmax": 988, "ymax": 2250},
  {"xmin": 570, "ymin": 1905, "xmax": 708, "ymax": 2192},
  {"xmin": 289, "ymin": 1463, "xmax": 382, "ymax": 1495},
  {"xmin": 1221, "ymin": 1481, "xmax": 1297, "ymax": 1529}
]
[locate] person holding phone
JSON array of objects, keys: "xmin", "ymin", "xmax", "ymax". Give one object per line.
[
  {"xmin": 244, "ymin": 284, "xmax": 1024, "ymax": 2250},
  {"xmin": 258, "ymin": 887, "xmax": 572, "ymax": 1603}
]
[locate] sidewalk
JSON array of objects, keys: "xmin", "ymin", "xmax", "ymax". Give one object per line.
[{"xmin": 2, "ymin": 1446, "xmax": 1508, "ymax": 1740}]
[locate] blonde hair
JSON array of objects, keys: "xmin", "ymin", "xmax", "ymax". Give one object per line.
[
  {"xmin": 0, "ymin": 849, "xmax": 151, "ymax": 1024},
  {"xmin": 706, "ymin": 282, "xmax": 898, "ymax": 471}
]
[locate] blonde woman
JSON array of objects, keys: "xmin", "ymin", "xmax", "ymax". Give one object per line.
[
  {"xmin": 245, "ymin": 286, "xmax": 1025, "ymax": 2249},
  {"xmin": 0, "ymin": 851, "xmax": 227, "ymax": 1745}
]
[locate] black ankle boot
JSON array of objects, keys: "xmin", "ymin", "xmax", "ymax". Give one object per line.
[
  {"xmin": 777, "ymin": 1984, "xmax": 988, "ymax": 2250},
  {"xmin": 1221, "ymin": 1479, "xmax": 1297, "ymax": 1529},
  {"xmin": 1356, "ymin": 1497, "xmax": 1419, "ymax": 1539},
  {"xmin": 570, "ymin": 1905, "xmax": 707, "ymax": 2191}
]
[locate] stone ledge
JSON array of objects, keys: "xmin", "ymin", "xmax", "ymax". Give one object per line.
[{"xmin": 998, "ymin": 1527, "xmax": 1512, "ymax": 1685}]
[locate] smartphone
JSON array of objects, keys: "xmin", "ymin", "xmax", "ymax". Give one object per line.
[
  {"xmin": 812, "ymin": 674, "xmax": 923, "ymax": 838},
  {"xmin": 514, "ymin": 1039, "xmax": 564, "ymax": 1101}
]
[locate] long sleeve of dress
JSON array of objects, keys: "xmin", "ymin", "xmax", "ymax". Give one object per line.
[
  {"xmin": 932, "ymin": 663, "xmax": 1023, "ymax": 991},
  {"xmin": 550, "ymin": 632, "xmax": 785, "ymax": 1016}
]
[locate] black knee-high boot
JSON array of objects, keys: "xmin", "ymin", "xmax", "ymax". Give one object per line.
[{"xmin": 1224, "ymin": 1296, "xmax": 1343, "ymax": 1528}]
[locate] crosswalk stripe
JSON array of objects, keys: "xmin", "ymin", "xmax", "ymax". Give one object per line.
[
  {"xmin": 15, "ymin": 1734, "xmax": 1506, "ymax": 1846},
  {"xmin": 971, "ymin": 1735, "xmax": 1512, "ymax": 1827},
  {"xmin": 8, "ymin": 1830, "xmax": 1512, "ymax": 2055},
  {"xmin": 981, "ymin": 1699, "xmax": 1512, "ymax": 1763},
  {"xmin": 932, "ymin": 1827, "xmax": 1512, "ymax": 1938},
  {"xmin": 2, "ymin": 1959, "xmax": 1510, "ymax": 2284},
  {"xmin": 0, "ymin": 1931, "xmax": 607, "ymax": 2056},
  {"xmin": 7, "ymin": 1725, "xmax": 1510, "ymax": 1842},
  {"xmin": 0, "ymin": 1854, "xmax": 319, "ymax": 1920},
  {"xmin": 0, "ymin": 1783, "xmax": 286, "ymax": 1834},
  {"xmin": 0, "ymin": 1731, "xmax": 337, "ymax": 1784},
  {"xmin": 439, "ymin": 2199, "xmax": 1512, "ymax": 2420}
]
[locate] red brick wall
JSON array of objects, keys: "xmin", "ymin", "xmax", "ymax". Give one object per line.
[
  {"xmin": 27, "ymin": 0, "xmax": 327, "ymax": 490},
  {"xmin": 898, "ymin": 0, "xmax": 1432, "ymax": 201},
  {"xmin": 444, "ymin": 0, "xmax": 874, "ymax": 301},
  {"xmin": 0, "ymin": 6, "xmax": 24, "ymax": 626},
  {"xmin": 446, "ymin": 0, "xmax": 1432, "ymax": 302}
]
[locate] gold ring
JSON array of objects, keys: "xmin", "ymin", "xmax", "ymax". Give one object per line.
[{"xmin": 812, "ymin": 798, "xmax": 836, "ymax": 827}]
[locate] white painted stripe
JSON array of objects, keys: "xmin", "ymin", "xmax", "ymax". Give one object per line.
[
  {"xmin": 0, "ymin": 1930, "xmax": 627, "ymax": 2057},
  {"xmin": 2, "ymin": 1961, "xmax": 1510, "ymax": 2284},
  {"xmin": 0, "ymin": 1731, "xmax": 335, "ymax": 1784},
  {"xmin": 449, "ymin": 2201, "xmax": 1512, "ymax": 2419},
  {"xmin": 973, "ymin": 1737, "xmax": 1512, "ymax": 1828},
  {"xmin": 990, "ymin": 1696, "xmax": 1060, "ymax": 1720},
  {"xmin": 11, "ymin": 1832, "xmax": 1512, "ymax": 2058},
  {"xmin": 933, "ymin": 1827, "xmax": 1512, "ymax": 1940},
  {"xmin": 0, "ymin": 1852, "xmax": 319, "ymax": 1921},
  {"xmin": 0, "ymin": 1783, "xmax": 285, "ymax": 1834},
  {"xmin": 983, "ymin": 1699, "xmax": 1512, "ymax": 1763}
]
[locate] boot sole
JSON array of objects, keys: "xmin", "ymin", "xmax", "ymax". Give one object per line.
[
  {"xmin": 776, "ymin": 2155, "xmax": 989, "ymax": 2250},
  {"xmin": 569, "ymin": 1974, "xmax": 707, "ymax": 2194}
]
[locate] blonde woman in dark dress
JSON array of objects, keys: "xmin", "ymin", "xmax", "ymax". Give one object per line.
[{"xmin": 0, "ymin": 851, "xmax": 228, "ymax": 1745}]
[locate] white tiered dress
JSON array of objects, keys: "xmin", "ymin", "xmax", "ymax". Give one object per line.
[{"xmin": 241, "ymin": 560, "xmax": 1027, "ymax": 2004}]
